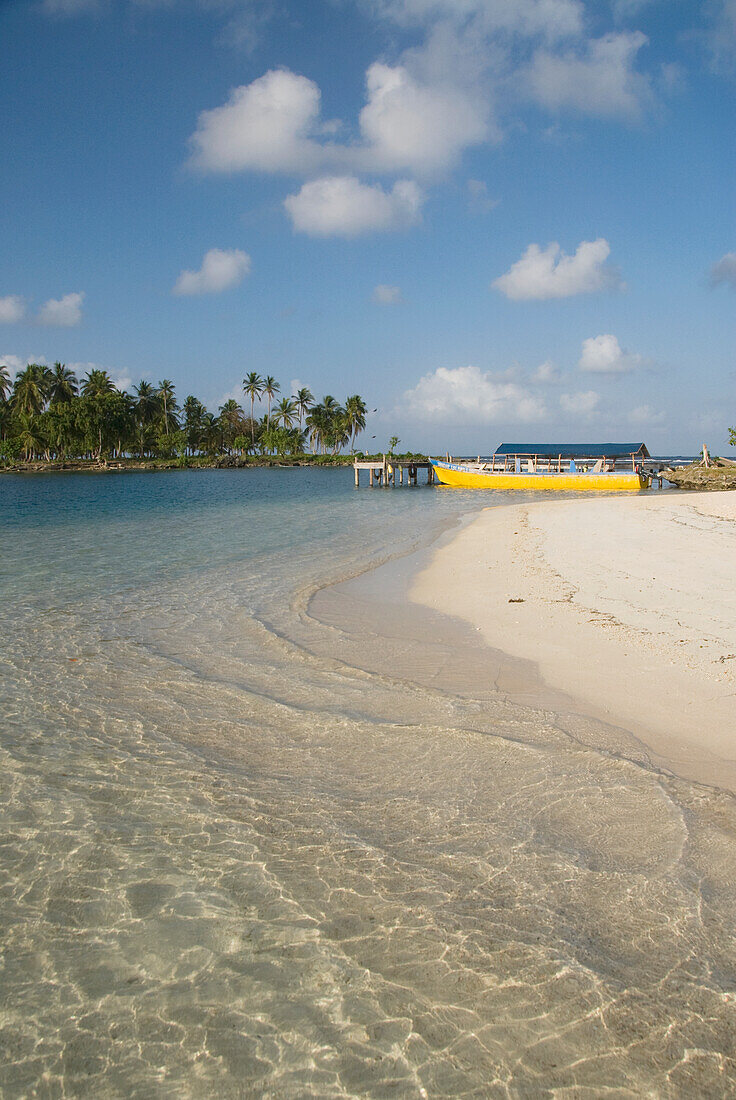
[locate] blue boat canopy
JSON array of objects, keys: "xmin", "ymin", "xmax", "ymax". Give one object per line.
[{"xmin": 494, "ymin": 442, "xmax": 650, "ymax": 459}]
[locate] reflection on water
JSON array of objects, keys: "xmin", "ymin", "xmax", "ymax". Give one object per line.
[{"xmin": 1, "ymin": 469, "xmax": 735, "ymax": 1097}]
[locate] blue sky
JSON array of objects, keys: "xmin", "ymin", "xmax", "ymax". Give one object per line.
[{"xmin": 1, "ymin": 0, "xmax": 734, "ymax": 453}]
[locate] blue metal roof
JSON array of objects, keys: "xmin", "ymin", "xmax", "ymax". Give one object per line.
[{"xmin": 494, "ymin": 443, "xmax": 649, "ymax": 459}]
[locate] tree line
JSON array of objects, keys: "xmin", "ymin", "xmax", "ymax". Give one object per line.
[{"xmin": 0, "ymin": 363, "xmax": 369, "ymax": 463}]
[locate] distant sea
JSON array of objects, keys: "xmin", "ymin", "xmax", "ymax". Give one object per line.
[{"xmin": 1, "ymin": 467, "xmax": 734, "ymax": 1097}]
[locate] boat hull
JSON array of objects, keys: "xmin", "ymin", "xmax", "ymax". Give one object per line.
[{"xmin": 432, "ymin": 461, "xmax": 648, "ymax": 492}]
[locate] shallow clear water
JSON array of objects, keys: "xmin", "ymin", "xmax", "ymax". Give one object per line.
[{"xmin": 1, "ymin": 468, "xmax": 735, "ymax": 1098}]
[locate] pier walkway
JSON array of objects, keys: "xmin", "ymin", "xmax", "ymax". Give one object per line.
[{"xmin": 354, "ymin": 457, "xmax": 435, "ymax": 487}]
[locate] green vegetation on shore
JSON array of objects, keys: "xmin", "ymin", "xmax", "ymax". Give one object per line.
[{"xmin": 0, "ymin": 364, "xmax": 389, "ymax": 469}]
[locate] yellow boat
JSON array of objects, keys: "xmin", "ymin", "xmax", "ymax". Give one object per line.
[{"xmin": 432, "ymin": 443, "xmax": 651, "ymax": 492}]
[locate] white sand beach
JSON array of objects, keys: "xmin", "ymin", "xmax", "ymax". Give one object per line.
[{"xmin": 412, "ymin": 491, "xmax": 736, "ymax": 792}]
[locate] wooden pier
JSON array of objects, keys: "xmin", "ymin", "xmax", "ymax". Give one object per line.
[{"xmin": 354, "ymin": 456, "xmax": 435, "ymax": 487}]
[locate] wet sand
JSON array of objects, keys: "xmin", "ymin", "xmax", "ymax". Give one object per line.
[
  {"xmin": 411, "ymin": 491, "xmax": 736, "ymax": 792},
  {"xmin": 303, "ymin": 495, "xmax": 736, "ymax": 1095}
]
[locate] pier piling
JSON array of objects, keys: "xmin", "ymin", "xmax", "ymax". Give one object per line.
[{"xmin": 353, "ymin": 457, "xmax": 435, "ymax": 488}]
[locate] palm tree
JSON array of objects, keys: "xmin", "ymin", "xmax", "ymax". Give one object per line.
[
  {"xmin": 157, "ymin": 379, "xmax": 177, "ymax": 435},
  {"xmin": 134, "ymin": 380, "xmax": 159, "ymax": 421},
  {"xmin": 274, "ymin": 397, "xmax": 297, "ymax": 429},
  {"xmin": 202, "ymin": 412, "xmax": 222, "ymax": 456},
  {"xmin": 333, "ymin": 411, "xmax": 351, "ymax": 454},
  {"xmin": 17, "ymin": 416, "xmax": 46, "ymax": 460},
  {"xmin": 0, "ymin": 399, "xmax": 13, "ymax": 443},
  {"xmin": 183, "ymin": 395, "xmax": 207, "ymax": 454},
  {"xmin": 133, "ymin": 380, "xmax": 160, "ymax": 456},
  {"xmin": 82, "ymin": 369, "xmax": 114, "ymax": 397},
  {"xmin": 306, "ymin": 396, "xmax": 343, "ymax": 454},
  {"xmin": 243, "ymin": 372, "xmax": 264, "ymax": 446},
  {"xmin": 344, "ymin": 395, "xmax": 367, "ymax": 452},
  {"xmin": 263, "ymin": 375, "xmax": 280, "ymax": 426},
  {"xmin": 49, "ymin": 362, "xmax": 78, "ymax": 405},
  {"xmin": 0, "ymin": 365, "xmax": 11, "ymax": 403},
  {"xmin": 218, "ymin": 398, "xmax": 245, "ymax": 453},
  {"xmin": 12, "ymin": 363, "xmax": 51, "ymax": 417},
  {"xmin": 294, "ymin": 387, "xmax": 313, "ymax": 431},
  {"xmin": 305, "ymin": 406, "xmax": 325, "ymax": 454}
]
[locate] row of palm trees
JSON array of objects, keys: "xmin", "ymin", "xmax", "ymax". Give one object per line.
[{"xmin": 0, "ymin": 361, "xmax": 369, "ymax": 462}]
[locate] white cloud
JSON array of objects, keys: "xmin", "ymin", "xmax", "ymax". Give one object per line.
[
  {"xmin": 560, "ymin": 390, "xmax": 600, "ymax": 416},
  {"xmin": 0, "ymin": 353, "xmax": 48, "ymax": 372},
  {"xmin": 710, "ymin": 252, "xmax": 736, "ymax": 288},
  {"xmin": 493, "ymin": 238, "xmax": 621, "ymax": 300},
  {"xmin": 284, "ymin": 176, "xmax": 423, "ymax": 237},
  {"xmin": 216, "ymin": 382, "xmax": 247, "ymax": 409},
  {"xmin": 0, "ymin": 353, "xmax": 25, "ymax": 372},
  {"xmin": 372, "ymin": 284, "xmax": 403, "ymax": 304},
  {"xmin": 0, "ymin": 296, "xmax": 25, "ymax": 324},
  {"xmin": 173, "ymin": 248, "xmax": 251, "ymax": 296},
  {"xmin": 189, "ymin": 69, "xmax": 324, "ymax": 174},
  {"xmin": 533, "ymin": 359, "xmax": 562, "ymax": 383},
  {"xmin": 38, "ymin": 292, "xmax": 84, "ymax": 327},
  {"xmin": 68, "ymin": 362, "xmax": 133, "ymax": 392},
  {"xmin": 356, "ymin": 62, "xmax": 490, "ymax": 174},
  {"xmin": 579, "ymin": 333, "xmax": 640, "ymax": 373},
  {"xmin": 399, "ymin": 364, "xmax": 546, "ymax": 423},
  {"xmin": 111, "ymin": 371, "xmax": 133, "ymax": 392},
  {"xmin": 523, "ymin": 32, "xmax": 652, "ymax": 119},
  {"xmin": 189, "ymin": 61, "xmax": 489, "ymax": 178}
]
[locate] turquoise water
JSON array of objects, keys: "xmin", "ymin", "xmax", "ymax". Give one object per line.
[{"xmin": 1, "ymin": 469, "xmax": 735, "ymax": 1097}]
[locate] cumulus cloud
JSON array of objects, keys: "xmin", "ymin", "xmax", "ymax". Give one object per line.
[
  {"xmin": 398, "ymin": 364, "xmax": 546, "ymax": 424},
  {"xmin": 523, "ymin": 32, "xmax": 653, "ymax": 119},
  {"xmin": 189, "ymin": 62, "xmax": 489, "ymax": 177},
  {"xmin": 356, "ymin": 61, "xmax": 490, "ymax": 174},
  {"xmin": 0, "ymin": 353, "xmax": 26, "ymax": 372},
  {"xmin": 533, "ymin": 359, "xmax": 562, "ymax": 383},
  {"xmin": 284, "ymin": 176, "xmax": 423, "ymax": 237},
  {"xmin": 0, "ymin": 353, "xmax": 48, "ymax": 372},
  {"xmin": 579, "ymin": 333, "xmax": 640, "ymax": 373},
  {"xmin": 37, "ymin": 292, "xmax": 84, "ymax": 327},
  {"xmin": 68, "ymin": 362, "xmax": 133, "ymax": 392},
  {"xmin": 216, "ymin": 382, "xmax": 248, "ymax": 408},
  {"xmin": 372, "ymin": 284, "xmax": 404, "ymax": 304},
  {"xmin": 560, "ymin": 390, "xmax": 600, "ymax": 416},
  {"xmin": 710, "ymin": 252, "xmax": 736, "ymax": 288},
  {"xmin": 189, "ymin": 70, "xmax": 324, "ymax": 174},
  {"xmin": 0, "ymin": 296, "xmax": 25, "ymax": 324},
  {"xmin": 493, "ymin": 238, "xmax": 621, "ymax": 300},
  {"xmin": 173, "ymin": 248, "xmax": 251, "ymax": 296},
  {"xmin": 182, "ymin": 0, "xmax": 664, "ymax": 228}
]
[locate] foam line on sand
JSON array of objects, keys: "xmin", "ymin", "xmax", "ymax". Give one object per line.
[{"xmin": 411, "ymin": 491, "xmax": 736, "ymax": 792}]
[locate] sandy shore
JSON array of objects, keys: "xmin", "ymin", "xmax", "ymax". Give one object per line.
[{"xmin": 411, "ymin": 491, "xmax": 736, "ymax": 792}]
